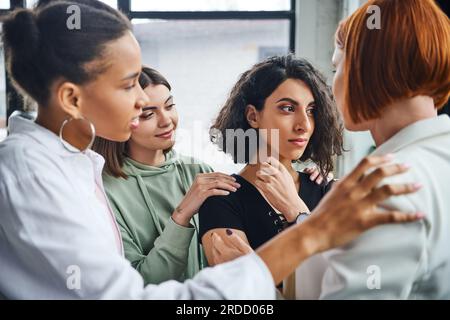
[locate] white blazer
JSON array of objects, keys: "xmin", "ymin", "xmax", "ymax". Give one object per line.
[
  {"xmin": 0, "ymin": 115, "xmax": 275, "ymax": 299},
  {"xmin": 296, "ymin": 115, "xmax": 450, "ymax": 299}
]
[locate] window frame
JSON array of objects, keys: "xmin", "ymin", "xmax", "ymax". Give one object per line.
[
  {"xmin": 119, "ymin": 0, "xmax": 296, "ymax": 50},
  {"xmin": 1, "ymin": 0, "xmax": 296, "ymax": 125}
]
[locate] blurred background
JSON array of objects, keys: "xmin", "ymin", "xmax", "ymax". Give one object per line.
[{"xmin": 1, "ymin": 0, "xmax": 448, "ymax": 175}]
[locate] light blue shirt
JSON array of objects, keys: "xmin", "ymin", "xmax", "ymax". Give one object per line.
[
  {"xmin": 296, "ymin": 115, "xmax": 450, "ymax": 299},
  {"xmin": 0, "ymin": 115, "xmax": 275, "ymax": 299}
]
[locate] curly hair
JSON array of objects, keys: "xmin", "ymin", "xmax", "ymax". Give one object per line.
[{"xmin": 210, "ymin": 54, "xmax": 344, "ymax": 178}]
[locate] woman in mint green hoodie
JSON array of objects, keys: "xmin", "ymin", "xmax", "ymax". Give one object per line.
[
  {"xmin": 92, "ymin": 67, "xmax": 241, "ymax": 285},
  {"xmin": 93, "ymin": 66, "xmax": 325, "ymax": 285}
]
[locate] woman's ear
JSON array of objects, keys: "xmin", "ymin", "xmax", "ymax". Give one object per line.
[
  {"xmin": 56, "ymin": 81, "xmax": 82, "ymax": 119},
  {"xmin": 245, "ymin": 104, "xmax": 260, "ymax": 129}
]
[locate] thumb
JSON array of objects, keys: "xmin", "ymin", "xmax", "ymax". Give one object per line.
[
  {"xmin": 266, "ymin": 156, "xmax": 282, "ymax": 170},
  {"xmin": 267, "ymin": 156, "xmax": 290, "ymax": 176},
  {"xmin": 211, "ymin": 232, "xmax": 227, "ymax": 253}
]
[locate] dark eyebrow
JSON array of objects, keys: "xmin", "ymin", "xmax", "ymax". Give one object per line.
[
  {"xmin": 142, "ymin": 96, "xmax": 173, "ymax": 111},
  {"xmin": 165, "ymin": 95, "xmax": 173, "ymax": 104},
  {"xmin": 276, "ymin": 98, "xmax": 299, "ymax": 106},
  {"xmin": 277, "ymin": 97, "xmax": 316, "ymax": 108},
  {"xmin": 121, "ymin": 72, "xmax": 140, "ymax": 81}
]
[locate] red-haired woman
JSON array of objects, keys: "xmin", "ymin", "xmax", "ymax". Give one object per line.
[{"xmin": 292, "ymin": 0, "xmax": 450, "ymax": 299}]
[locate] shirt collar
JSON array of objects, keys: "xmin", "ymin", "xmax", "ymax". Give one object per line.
[
  {"xmin": 371, "ymin": 115, "xmax": 450, "ymax": 156},
  {"xmin": 8, "ymin": 113, "xmax": 105, "ymax": 173},
  {"xmin": 8, "ymin": 113, "xmax": 73, "ymax": 157}
]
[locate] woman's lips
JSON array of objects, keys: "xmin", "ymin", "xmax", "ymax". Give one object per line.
[
  {"xmin": 288, "ymin": 138, "xmax": 308, "ymax": 147},
  {"xmin": 156, "ymin": 129, "xmax": 173, "ymax": 139}
]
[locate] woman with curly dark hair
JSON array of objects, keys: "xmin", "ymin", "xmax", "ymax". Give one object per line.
[{"xmin": 198, "ymin": 55, "xmax": 344, "ymax": 296}]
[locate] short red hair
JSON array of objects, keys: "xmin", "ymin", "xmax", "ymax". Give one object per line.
[{"xmin": 336, "ymin": 0, "xmax": 450, "ymax": 123}]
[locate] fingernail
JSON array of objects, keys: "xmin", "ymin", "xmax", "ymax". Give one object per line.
[
  {"xmin": 226, "ymin": 229, "xmax": 233, "ymax": 236},
  {"xmin": 235, "ymin": 183, "xmax": 241, "ymax": 188},
  {"xmin": 412, "ymin": 183, "xmax": 423, "ymax": 190},
  {"xmin": 401, "ymin": 163, "xmax": 412, "ymax": 169},
  {"xmin": 232, "ymin": 188, "xmax": 237, "ymax": 192},
  {"xmin": 415, "ymin": 212, "xmax": 425, "ymax": 219}
]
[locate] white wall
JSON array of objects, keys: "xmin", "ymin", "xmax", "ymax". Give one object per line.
[
  {"xmin": 296, "ymin": 0, "xmax": 343, "ymax": 82},
  {"xmin": 296, "ymin": 0, "xmax": 374, "ymax": 177}
]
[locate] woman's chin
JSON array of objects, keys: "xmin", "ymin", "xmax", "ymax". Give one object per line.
[
  {"xmin": 167, "ymin": 139, "xmax": 176, "ymax": 147},
  {"xmin": 283, "ymin": 149, "xmax": 305, "ymax": 162},
  {"xmin": 155, "ymin": 139, "xmax": 175, "ymax": 151},
  {"xmin": 273, "ymin": 151, "xmax": 304, "ymax": 164},
  {"xmin": 97, "ymin": 132, "xmax": 131, "ymax": 143},
  {"xmin": 342, "ymin": 114, "xmax": 372, "ymax": 132},
  {"xmin": 344, "ymin": 122, "xmax": 370, "ymax": 132}
]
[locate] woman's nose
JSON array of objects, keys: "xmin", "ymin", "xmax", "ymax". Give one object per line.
[
  {"xmin": 158, "ymin": 109, "xmax": 172, "ymax": 127},
  {"xmin": 295, "ymin": 112, "xmax": 312, "ymax": 133},
  {"xmin": 136, "ymin": 98, "xmax": 148, "ymax": 110},
  {"xmin": 136, "ymin": 86, "xmax": 150, "ymax": 109}
]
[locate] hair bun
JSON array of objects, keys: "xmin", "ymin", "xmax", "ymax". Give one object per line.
[{"xmin": 3, "ymin": 9, "xmax": 40, "ymax": 61}]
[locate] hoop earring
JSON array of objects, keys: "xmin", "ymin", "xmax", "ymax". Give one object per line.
[{"xmin": 59, "ymin": 116, "xmax": 96, "ymax": 153}]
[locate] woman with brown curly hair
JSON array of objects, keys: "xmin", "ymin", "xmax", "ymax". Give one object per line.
[{"xmin": 198, "ymin": 55, "xmax": 344, "ymax": 284}]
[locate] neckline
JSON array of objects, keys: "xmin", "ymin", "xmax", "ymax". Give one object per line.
[
  {"xmin": 232, "ymin": 172, "xmax": 307, "ymax": 213},
  {"xmin": 124, "ymin": 150, "xmax": 177, "ymax": 171},
  {"xmin": 372, "ymin": 115, "xmax": 450, "ymax": 156},
  {"xmin": 233, "ymin": 172, "xmax": 306, "ymax": 194}
]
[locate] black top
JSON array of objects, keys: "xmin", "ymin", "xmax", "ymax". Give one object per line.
[{"xmin": 198, "ymin": 172, "xmax": 333, "ymax": 250}]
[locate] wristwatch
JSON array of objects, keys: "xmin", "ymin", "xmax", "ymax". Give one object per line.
[{"xmin": 295, "ymin": 211, "xmax": 311, "ymax": 224}]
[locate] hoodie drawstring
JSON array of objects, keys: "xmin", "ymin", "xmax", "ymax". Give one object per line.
[
  {"xmin": 130, "ymin": 166, "xmax": 165, "ymax": 236},
  {"xmin": 175, "ymin": 158, "xmax": 206, "ymax": 269}
]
